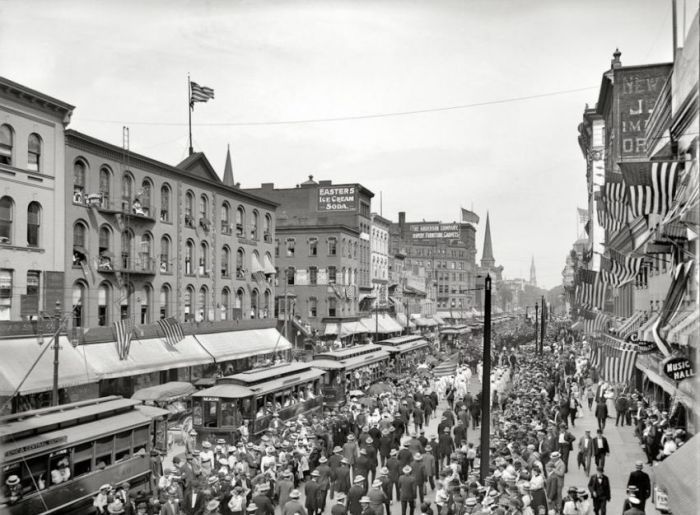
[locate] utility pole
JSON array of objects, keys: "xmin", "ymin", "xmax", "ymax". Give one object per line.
[
  {"xmin": 283, "ymin": 269, "xmax": 288, "ymax": 342},
  {"xmin": 375, "ymin": 299, "xmax": 379, "ymax": 344},
  {"xmin": 52, "ymin": 301, "xmax": 63, "ymax": 406},
  {"xmin": 534, "ymin": 301, "xmax": 539, "ymax": 349},
  {"xmin": 480, "ymin": 274, "xmax": 492, "ymax": 483},
  {"xmin": 540, "ymin": 295, "xmax": 546, "ymax": 354}
]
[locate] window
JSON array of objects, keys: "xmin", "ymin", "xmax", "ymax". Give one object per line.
[
  {"xmin": 98, "ymin": 283, "xmax": 109, "ymax": 326},
  {"xmin": 286, "ymin": 238, "xmax": 295, "ymax": 257},
  {"xmin": 328, "ymin": 266, "xmax": 337, "ymax": 283},
  {"xmin": 185, "ymin": 192, "xmax": 195, "ymax": 227},
  {"xmin": 309, "ymin": 297, "xmax": 317, "ymax": 318},
  {"xmin": 235, "ymin": 206, "xmax": 245, "ymax": 237},
  {"xmin": 0, "ymin": 124, "xmax": 12, "ymax": 165},
  {"xmin": 221, "ymin": 203, "xmax": 231, "ymax": 233},
  {"xmin": 140, "ymin": 179, "xmax": 152, "ymax": 215},
  {"xmin": 0, "ymin": 196, "xmax": 13, "ymax": 244},
  {"xmin": 221, "ymin": 288, "xmax": 230, "ymax": 320},
  {"xmin": 197, "ymin": 286, "xmax": 208, "ymax": 321},
  {"xmin": 353, "ymin": 241, "xmax": 358, "ymax": 258},
  {"xmin": 121, "ymin": 173, "xmax": 133, "ymax": 208},
  {"xmin": 250, "ymin": 289, "xmax": 259, "ymax": 318},
  {"xmin": 73, "ymin": 161, "xmax": 86, "ymax": 203},
  {"xmin": 275, "ymin": 239, "xmax": 279, "ymax": 258},
  {"xmin": 236, "ymin": 248, "xmax": 245, "ymax": 278},
  {"xmin": 72, "ymin": 282, "xmax": 85, "ymax": 327},
  {"xmin": 159, "ymin": 284, "xmax": 170, "ymax": 319},
  {"xmin": 264, "ymin": 214, "xmax": 272, "ymax": 242},
  {"xmin": 235, "ymin": 289, "xmax": 244, "ymax": 310},
  {"xmin": 199, "ymin": 194, "xmax": 208, "ymax": 221},
  {"xmin": 328, "ymin": 237, "xmax": 337, "ymax": 256},
  {"xmin": 309, "ymin": 266, "xmax": 318, "ymax": 285},
  {"xmin": 199, "ymin": 242, "xmax": 208, "ymax": 275},
  {"xmin": 99, "ymin": 167, "xmax": 111, "ymax": 209},
  {"xmin": 0, "ymin": 270, "xmax": 12, "ymax": 321},
  {"xmin": 309, "ymin": 238, "xmax": 318, "ymax": 256},
  {"xmin": 160, "ymin": 184, "xmax": 170, "ymax": 222},
  {"xmin": 119, "ymin": 285, "xmax": 131, "ymax": 320},
  {"xmin": 184, "ymin": 286, "xmax": 194, "ymax": 320},
  {"xmin": 27, "ymin": 202, "xmax": 41, "ymax": 247},
  {"xmin": 26, "ymin": 271, "xmax": 39, "ymax": 298},
  {"xmin": 185, "ymin": 240, "xmax": 194, "ymax": 275},
  {"xmin": 328, "ymin": 297, "xmax": 336, "ymax": 317},
  {"xmin": 140, "ymin": 285, "xmax": 151, "ymax": 324},
  {"xmin": 287, "ymin": 268, "xmax": 295, "ymax": 285},
  {"xmin": 160, "ymin": 236, "xmax": 170, "ymax": 273},
  {"xmin": 121, "ymin": 231, "xmax": 132, "ymax": 269},
  {"xmin": 139, "ymin": 234, "xmax": 152, "ymax": 270},
  {"xmin": 72, "ymin": 222, "xmax": 87, "ymax": 265},
  {"xmin": 221, "ymin": 246, "xmax": 230, "ymax": 277},
  {"xmin": 27, "ymin": 133, "xmax": 41, "ymax": 172},
  {"xmin": 251, "ymin": 210, "xmax": 259, "ymax": 240}
]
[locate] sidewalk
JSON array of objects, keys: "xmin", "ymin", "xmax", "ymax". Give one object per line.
[{"xmin": 564, "ymin": 384, "xmax": 661, "ymax": 515}]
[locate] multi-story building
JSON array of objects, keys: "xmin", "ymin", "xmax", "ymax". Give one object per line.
[
  {"xmin": 390, "ymin": 211, "xmax": 477, "ymax": 320},
  {"xmin": 0, "ymin": 77, "xmax": 74, "ymax": 323},
  {"xmin": 244, "ymin": 176, "xmax": 374, "ymax": 336},
  {"xmin": 370, "ymin": 213, "xmax": 391, "ymax": 306},
  {"xmin": 64, "ymin": 132, "xmax": 278, "ymax": 329}
]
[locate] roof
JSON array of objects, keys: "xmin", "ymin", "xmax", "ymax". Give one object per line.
[
  {"xmin": 0, "ymin": 75, "xmax": 75, "ymax": 119},
  {"xmin": 194, "ymin": 328, "xmax": 292, "ymax": 363},
  {"xmin": 314, "ymin": 344, "xmax": 384, "ymax": 360},
  {"xmin": 193, "ymin": 367, "xmax": 326, "ymax": 398},
  {"xmin": 131, "ymin": 381, "xmax": 197, "ymax": 402},
  {"xmin": 481, "ymin": 211, "xmax": 494, "ymax": 264},
  {"xmin": 375, "ymin": 335, "xmax": 425, "ymax": 347},
  {"xmin": 219, "ymin": 362, "xmax": 314, "ymax": 386},
  {"xmin": 176, "ymin": 152, "xmax": 222, "ymax": 184}
]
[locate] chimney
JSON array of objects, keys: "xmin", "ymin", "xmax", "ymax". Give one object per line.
[
  {"xmin": 398, "ymin": 211, "xmax": 406, "ymax": 239},
  {"xmin": 611, "ymin": 48, "xmax": 622, "ymax": 69}
]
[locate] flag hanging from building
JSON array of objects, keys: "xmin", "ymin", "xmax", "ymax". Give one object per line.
[
  {"xmin": 190, "ymin": 81, "xmax": 215, "ymax": 108},
  {"xmin": 113, "ymin": 318, "xmax": 134, "ymax": 360},
  {"xmin": 620, "ymin": 160, "xmax": 682, "ymax": 218},
  {"xmin": 600, "ymin": 249, "xmax": 645, "ymax": 287},
  {"xmin": 157, "ymin": 317, "xmax": 185, "ymax": 347},
  {"xmin": 460, "ymin": 208, "xmax": 480, "ymax": 225},
  {"xmin": 652, "ymin": 260, "xmax": 694, "ymax": 357},
  {"xmin": 575, "ymin": 269, "xmax": 606, "ymax": 310},
  {"xmin": 603, "ymin": 177, "xmax": 630, "ymax": 226}
]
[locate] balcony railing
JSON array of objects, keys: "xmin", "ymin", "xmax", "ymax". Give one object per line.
[
  {"xmin": 90, "ymin": 195, "xmax": 156, "ymax": 223},
  {"xmin": 99, "ymin": 256, "xmax": 157, "ymax": 275}
]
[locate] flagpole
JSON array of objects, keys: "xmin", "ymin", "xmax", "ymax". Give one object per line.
[{"xmin": 188, "ymin": 73, "xmax": 193, "ymax": 156}]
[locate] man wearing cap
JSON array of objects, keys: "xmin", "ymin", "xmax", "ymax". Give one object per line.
[
  {"xmin": 348, "ymin": 477, "xmax": 366, "ymax": 515},
  {"xmin": 626, "ymin": 461, "xmax": 650, "ymax": 510},
  {"xmin": 275, "ymin": 470, "xmax": 295, "ymax": 509},
  {"xmin": 398, "ymin": 465, "xmax": 417, "ymax": 515},
  {"xmin": 588, "ymin": 466, "xmax": 611, "ymax": 515},
  {"xmin": 437, "ymin": 428, "xmax": 455, "ymax": 468},
  {"xmin": 335, "ymin": 458, "xmax": 352, "ymax": 497}
]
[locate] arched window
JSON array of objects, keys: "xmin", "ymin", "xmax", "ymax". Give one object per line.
[
  {"xmin": 160, "ymin": 236, "xmax": 170, "ymax": 273},
  {"xmin": 72, "ymin": 221, "xmax": 88, "ymax": 265},
  {"xmin": 221, "ymin": 202, "xmax": 231, "ymax": 234},
  {"xmin": 159, "ymin": 284, "xmax": 171, "ymax": 319},
  {"xmin": 0, "ymin": 124, "xmax": 13, "ymax": 165},
  {"xmin": 236, "ymin": 248, "xmax": 245, "ymax": 278},
  {"xmin": 99, "ymin": 167, "xmax": 112, "ymax": 209},
  {"xmin": 264, "ymin": 290, "xmax": 272, "ymax": 318},
  {"xmin": 221, "ymin": 288, "xmax": 230, "ymax": 320},
  {"xmin": 121, "ymin": 230, "xmax": 133, "ymax": 269},
  {"xmin": 221, "ymin": 246, "xmax": 231, "ymax": 277},
  {"xmin": 140, "ymin": 284, "xmax": 152, "ymax": 324},
  {"xmin": 121, "ymin": 172, "xmax": 133, "ymax": 204},
  {"xmin": 97, "ymin": 282, "xmax": 110, "ymax": 326},
  {"xmin": 264, "ymin": 214, "xmax": 272, "ymax": 242},
  {"xmin": 160, "ymin": 184, "xmax": 171, "ymax": 222},
  {"xmin": 98, "ymin": 225, "xmax": 112, "ymax": 270},
  {"xmin": 140, "ymin": 179, "xmax": 152, "ymax": 215},
  {"xmin": 139, "ymin": 233, "xmax": 152, "ymax": 270},
  {"xmin": 185, "ymin": 191, "xmax": 195, "ymax": 227},
  {"xmin": 72, "ymin": 282, "xmax": 86, "ymax": 328},
  {"xmin": 0, "ymin": 196, "xmax": 12, "ymax": 244},
  {"xmin": 236, "ymin": 206, "xmax": 245, "ymax": 236},
  {"xmin": 199, "ymin": 194, "xmax": 209, "ymax": 220},
  {"xmin": 199, "ymin": 241, "xmax": 208, "ymax": 275},
  {"xmin": 250, "ymin": 210, "xmax": 259, "ymax": 240},
  {"xmin": 184, "ymin": 285, "xmax": 194, "ymax": 320},
  {"xmin": 197, "ymin": 286, "xmax": 208, "ymax": 321},
  {"xmin": 235, "ymin": 288, "xmax": 244, "ymax": 313},
  {"xmin": 185, "ymin": 240, "xmax": 195, "ymax": 275},
  {"xmin": 73, "ymin": 160, "xmax": 86, "ymax": 203},
  {"xmin": 250, "ymin": 289, "xmax": 259, "ymax": 318},
  {"xmin": 27, "ymin": 133, "xmax": 41, "ymax": 172}
]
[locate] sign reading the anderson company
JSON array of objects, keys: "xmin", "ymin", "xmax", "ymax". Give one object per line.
[
  {"xmin": 409, "ymin": 223, "xmax": 460, "ymax": 240},
  {"xmin": 662, "ymin": 356, "xmax": 694, "ymax": 381},
  {"xmin": 317, "ymin": 185, "xmax": 357, "ymax": 211}
]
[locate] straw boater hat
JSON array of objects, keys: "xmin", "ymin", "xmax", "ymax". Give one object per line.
[
  {"xmin": 319, "ymin": 456, "xmax": 328, "ymax": 463},
  {"xmin": 402, "ymin": 466, "xmax": 412, "ymax": 474},
  {"xmin": 311, "ymin": 470, "xmax": 320, "ymax": 477},
  {"xmin": 5, "ymin": 475, "xmax": 19, "ymax": 487},
  {"xmin": 360, "ymin": 497, "xmax": 370, "ymax": 504},
  {"xmin": 290, "ymin": 490, "xmax": 301, "ymax": 499},
  {"xmin": 107, "ymin": 501, "xmax": 125, "ymax": 514},
  {"xmin": 247, "ymin": 504, "xmax": 258, "ymax": 512},
  {"xmin": 354, "ymin": 475, "xmax": 365, "ymax": 483},
  {"xmin": 372, "ymin": 479, "xmax": 382, "ymax": 488},
  {"xmin": 202, "ymin": 441, "xmax": 212, "ymax": 449},
  {"xmin": 336, "ymin": 494, "xmax": 346, "ymax": 503},
  {"xmin": 207, "ymin": 500, "xmax": 220, "ymax": 511},
  {"xmin": 550, "ymin": 452, "xmax": 560, "ymax": 459}
]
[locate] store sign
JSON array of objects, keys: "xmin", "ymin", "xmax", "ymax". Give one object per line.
[
  {"xmin": 662, "ymin": 356, "xmax": 694, "ymax": 381},
  {"xmin": 409, "ymin": 223, "xmax": 460, "ymax": 240},
  {"xmin": 317, "ymin": 185, "xmax": 357, "ymax": 211}
]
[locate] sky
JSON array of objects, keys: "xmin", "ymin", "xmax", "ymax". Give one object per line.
[{"xmin": 0, "ymin": 0, "xmax": 674, "ymax": 289}]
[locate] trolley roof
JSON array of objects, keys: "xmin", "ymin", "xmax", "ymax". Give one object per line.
[
  {"xmin": 192, "ymin": 367, "xmax": 325, "ymax": 399},
  {"xmin": 217, "ymin": 362, "xmax": 314, "ymax": 386},
  {"xmin": 375, "ymin": 335, "xmax": 426, "ymax": 347},
  {"xmin": 312, "ymin": 349, "xmax": 391, "ymax": 370}
]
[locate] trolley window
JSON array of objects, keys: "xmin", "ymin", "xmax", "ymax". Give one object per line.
[{"xmin": 73, "ymin": 441, "xmax": 93, "ymax": 477}]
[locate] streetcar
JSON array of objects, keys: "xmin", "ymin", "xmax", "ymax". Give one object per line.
[
  {"xmin": 375, "ymin": 335, "xmax": 431, "ymax": 373},
  {"xmin": 0, "ymin": 396, "xmax": 168, "ymax": 515},
  {"xmin": 191, "ymin": 362, "xmax": 325, "ymax": 440},
  {"xmin": 311, "ymin": 344, "xmax": 391, "ymax": 408}
]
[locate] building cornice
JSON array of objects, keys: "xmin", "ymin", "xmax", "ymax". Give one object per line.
[{"xmin": 0, "ymin": 76, "xmax": 74, "ymax": 125}]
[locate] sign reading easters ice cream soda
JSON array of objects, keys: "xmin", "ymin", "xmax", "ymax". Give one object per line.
[{"xmin": 317, "ymin": 184, "xmax": 358, "ymax": 211}]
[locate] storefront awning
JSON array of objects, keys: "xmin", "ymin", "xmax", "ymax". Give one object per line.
[
  {"xmin": 654, "ymin": 434, "xmax": 699, "ymax": 515},
  {"xmin": 80, "ymin": 335, "xmax": 213, "ymax": 380},
  {"xmin": 394, "ymin": 313, "xmax": 415, "ymax": 330},
  {"xmin": 637, "ymin": 312, "xmax": 660, "ymax": 342},
  {"xmin": 323, "ymin": 321, "xmax": 368, "ymax": 337},
  {"xmin": 432, "ymin": 316, "xmax": 446, "ymax": 325},
  {"xmin": 195, "ymin": 328, "xmax": 292, "ymax": 362},
  {"xmin": 668, "ymin": 309, "xmax": 699, "ymax": 346},
  {"xmin": 360, "ymin": 314, "xmax": 403, "ymax": 334},
  {"xmin": 0, "ymin": 337, "xmax": 98, "ymax": 396},
  {"xmin": 251, "ymin": 253, "xmax": 265, "ymax": 275},
  {"xmin": 614, "ymin": 310, "xmax": 645, "ymax": 339}
]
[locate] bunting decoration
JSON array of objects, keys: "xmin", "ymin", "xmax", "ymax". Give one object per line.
[
  {"xmin": 113, "ymin": 318, "xmax": 134, "ymax": 360},
  {"xmin": 620, "ymin": 160, "xmax": 681, "ymax": 218}
]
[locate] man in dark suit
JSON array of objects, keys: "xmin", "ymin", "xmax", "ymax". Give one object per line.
[
  {"xmin": 348, "ymin": 476, "xmax": 366, "ymax": 515},
  {"xmin": 591, "ymin": 429, "xmax": 610, "ymax": 470},
  {"xmin": 252, "ymin": 484, "xmax": 275, "ymax": 515},
  {"xmin": 398, "ymin": 466, "xmax": 416, "ymax": 515},
  {"xmin": 182, "ymin": 480, "xmax": 206, "ymax": 515},
  {"xmin": 437, "ymin": 428, "xmax": 454, "ymax": 468},
  {"xmin": 588, "ymin": 467, "xmax": 611, "ymax": 515},
  {"xmin": 626, "ymin": 461, "xmax": 651, "ymax": 510},
  {"xmin": 331, "ymin": 494, "xmax": 347, "ymax": 515},
  {"xmin": 595, "ymin": 399, "xmax": 608, "ymax": 431}
]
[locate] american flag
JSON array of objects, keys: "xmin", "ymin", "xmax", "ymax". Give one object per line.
[
  {"xmin": 600, "ymin": 250, "xmax": 645, "ymax": 287},
  {"xmin": 620, "ymin": 160, "xmax": 681, "ymax": 218},
  {"xmin": 603, "ymin": 178, "xmax": 630, "ymax": 226},
  {"xmin": 157, "ymin": 317, "xmax": 185, "ymax": 347},
  {"xmin": 190, "ymin": 81, "xmax": 215, "ymax": 108},
  {"xmin": 113, "ymin": 318, "xmax": 134, "ymax": 360},
  {"xmin": 652, "ymin": 260, "xmax": 694, "ymax": 357},
  {"xmin": 575, "ymin": 269, "xmax": 606, "ymax": 310}
]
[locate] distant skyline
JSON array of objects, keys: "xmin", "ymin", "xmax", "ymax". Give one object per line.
[{"xmin": 0, "ymin": 0, "xmax": 675, "ymax": 288}]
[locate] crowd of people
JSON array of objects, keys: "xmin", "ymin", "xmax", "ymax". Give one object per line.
[{"xmin": 92, "ymin": 328, "xmax": 672, "ymax": 515}]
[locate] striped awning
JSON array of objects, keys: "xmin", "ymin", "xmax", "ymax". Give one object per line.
[
  {"xmin": 667, "ymin": 309, "xmax": 699, "ymax": 346},
  {"xmin": 615, "ymin": 310, "xmax": 645, "ymax": 339},
  {"xmin": 637, "ymin": 312, "xmax": 660, "ymax": 342}
]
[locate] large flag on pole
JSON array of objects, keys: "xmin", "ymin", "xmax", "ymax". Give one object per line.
[
  {"xmin": 113, "ymin": 318, "xmax": 134, "ymax": 360},
  {"xmin": 620, "ymin": 160, "xmax": 682, "ymax": 218},
  {"xmin": 190, "ymin": 81, "xmax": 215, "ymax": 108},
  {"xmin": 460, "ymin": 208, "xmax": 480, "ymax": 225},
  {"xmin": 157, "ymin": 317, "xmax": 185, "ymax": 347}
]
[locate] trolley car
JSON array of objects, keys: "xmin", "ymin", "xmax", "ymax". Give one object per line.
[
  {"xmin": 376, "ymin": 335, "xmax": 431, "ymax": 373},
  {"xmin": 312, "ymin": 344, "xmax": 391, "ymax": 408},
  {"xmin": 0, "ymin": 396, "xmax": 168, "ymax": 515}
]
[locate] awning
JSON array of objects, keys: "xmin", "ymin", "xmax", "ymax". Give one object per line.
[
  {"xmin": 414, "ymin": 317, "xmax": 437, "ymax": 328},
  {"xmin": 0, "ymin": 337, "xmax": 97, "ymax": 396},
  {"xmin": 432, "ymin": 316, "xmax": 446, "ymax": 325},
  {"xmin": 263, "ymin": 254, "xmax": 276, "ymax": 275},
  {"xmin": 653, "ymin": 434, "xmax": 699, "ymax": 515},
  {"xmin": 668, "ymin": 309, "xmax": 700, "ymax": 346},
  {"xmin": 358, "ymin": 294, "xmax": 376, "ymax": 303},
  {"xmin": 131, "ymin": 381, "xmax": 197, "ymax": 402},
  {"xmin": 360, "ymin": 314, "xmax": 403, "ymax": 334},
  {"xmin": 80, "ymin": 335, "xmax": 212, "ymax": 380},
  {"xmin": 614, "ymin": 310, "xmax": 645, "ymax": 339},
  {"xmin": 195, "ymin": 328, "xmax": 292, "ymax": 362},
  {"xmin": 395, "ymin": 313, "xmax": 415, "ymax": 330},
  {"xmin": 323, "ymin": 321, "xmax": 368, "ymax": 337},
  {"xmin": 638, "ymin": 312, "xmax": 660, "ymax": 342},
  {"xmin": 251, "ymin": 253, "xmax": 264, "ymax": 275}
]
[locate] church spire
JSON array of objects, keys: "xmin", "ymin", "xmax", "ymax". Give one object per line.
[
  {"xmin": 481, "ymin": 211, "xmax": 495, "ymax": 268},
  {"xmin": 530, "ymin": 255, "xmax": 537, "ymax": 286},
  {"xmin": 222, "ymin": 144, "xmax": 234, "ymax": 187}
]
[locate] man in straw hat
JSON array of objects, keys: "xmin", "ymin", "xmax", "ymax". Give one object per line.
[
  {"xmin": 348, "ymin": 476, "xmax": 366, "ymax": 515},
  {"xmin": 331, "ymin": 494, "xmax": 347, "ymax": 515},
  {"xmin": 398, "ymin": 465, "xmax": 417, "ymax": 515},
  {"xmin": 282, "ymin": 489, "xmax": 306, "ymax": 515}
]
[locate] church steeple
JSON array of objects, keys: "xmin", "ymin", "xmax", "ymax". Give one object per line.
[
  {"xmin": 480, "ymin": 211, "xmax": 495, "ymax": 268},
  {"xmin": 222, "ymin": 144, "xmax": 234, "ymax": 187},
  {"xmin": 530, "ymin": 255, "xmax": 537, "ymax": 286}
]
